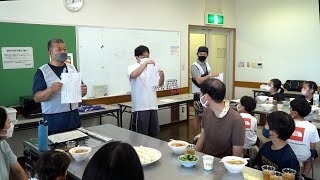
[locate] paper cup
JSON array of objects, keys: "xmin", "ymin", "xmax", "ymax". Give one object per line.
[
  {"xmin": 268, "ymin": 97, "xmax": 274, "ymax": 103},
  {"xmin": 277, "ymin": 104, "xmax": 284, "ymax": 111},
  {"xmin": 203, "ymin": 155, "xmax": 214, "ymax": 171}
]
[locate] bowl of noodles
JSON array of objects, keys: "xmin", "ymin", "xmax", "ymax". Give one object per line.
[
  {"xmin": 221, "ymin": 156, "xmax": 247, "ymax": 173},
  {"xmin": 69, "ymin": 146, "xmax": 92, "ymax": 162},
  {"xmin": 168, "ymin": 140, "xmax": 189, "ymax": 154}
]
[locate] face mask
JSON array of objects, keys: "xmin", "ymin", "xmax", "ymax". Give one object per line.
[
  {"xmin": 200, "ymin": 94, "xmax": 208, "ymax": 108},
  {"xmin": 262, "ymin": 128, "xmax": 270, "ymax": 139},
  {"xmin": 236, "ymin": 104, "xmax": 242, "ymax": 111},
  {"xmin": 265, "ymin": 85, "xmax": 271, "ymax": 92},
  {"xmin": 138, "ymin": 58, "xmax": 149, "ymax": 64},
  {"xmin": 54, "ymin": 53, "xmax": 68, "ymax": 62},
  {"xmin": 301, "ymin": 89, "xmax": 309, "ymax": 96},
  {"xmin": 0, "ymin": 123, "xmax": 14, "ymax": 139},
  {"xmin": 198, "ymin": 56, "xmax": 207, "ymax": 62}
]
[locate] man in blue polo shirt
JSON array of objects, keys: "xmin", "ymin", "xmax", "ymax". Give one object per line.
[{"xmin": 33, "ymin": 38, "xmax": 87, "ymax": 134}]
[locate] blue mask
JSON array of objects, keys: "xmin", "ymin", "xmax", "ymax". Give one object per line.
[{"xmin": 262, "ymin": 128, "xmax": 270, "ymax": 139}]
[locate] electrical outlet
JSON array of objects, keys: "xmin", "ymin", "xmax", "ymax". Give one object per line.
[{"xmin": 257, "ymin": 62, "xmax": 263, "ymax": 69}]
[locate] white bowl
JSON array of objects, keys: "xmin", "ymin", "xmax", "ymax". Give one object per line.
[
  {"xmin": 257, "ymin": 96, "xmax": 268, "ymax": 103},
  {"xmin": 69, "ymin": 146, "xmax": 92, "ymax": 162},
  {"xmin": 221, "ymin": 156, "xmax": 247, "ymax": 173},
  {"xmin": 178, "ymin": 154, "xmax": 199, "ymax": 168},
  {"xmin": 168, "ymin": 140, "xmax": 189, "ymax": 154},
  {"xmin": 260, "ymin": 104, "xmax": 274, "ymax": 111}
]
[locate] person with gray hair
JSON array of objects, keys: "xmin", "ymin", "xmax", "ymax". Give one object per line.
[{"xmin": 33, "ymin": 38, "xmax": 87, "ymax": 134}]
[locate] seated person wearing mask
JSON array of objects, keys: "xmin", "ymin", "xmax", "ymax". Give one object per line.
[
  {"xmin": 267, "ymin": 78, "xmax": 285, "ymax": 101},
  {"xmin": 287, "ymin": 98, "xmax": 319, "ymax": 180},
  {"xmin": 254, "ymin": 111, "xmax": 299, "ymax": 173},
  {"xmin": 195, "ymin": 79, "xmax": 245, "ymax": 158},
  {"xmin": 0, "ymin": 107, "xmax": 28, "ymax": 180},
  {"xmin": 299, "ymin": 81, "xmax": 318, "ymax": 105}
]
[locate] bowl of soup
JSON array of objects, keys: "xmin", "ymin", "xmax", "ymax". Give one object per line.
[
  {"xmin": 168, "ymin": 140, "xmax": 189, "ymax": 154},
  {"xmin": 261, "ymin": 103, "xmax": 274, "ymax": 111},
  {"xmin": 221, "ymin": 156, "xmax": 247, "ymax": 173},
  {"xmin": 69, "ymin": 146, "xmax": 92, "ymax": 161},
  {"xmin": 257, "ymin": 96, "xmax": 268, "ymax": 103}
]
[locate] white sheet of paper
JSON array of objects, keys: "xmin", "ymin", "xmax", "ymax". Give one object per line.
[
  {"xmin": 61, "ymin": 73, "xmax": 82, "ymax": 104},
  {"xmin": 159, "ymin": 99, "xmax": 177, "ymax": 103},
  {"xmin": 215, "ymin": 73, "xmax": 224, "ymax": 82},
  {"xmin": 48, "ymin": 130, "xmax": 88, "ymax": 144},
  {"xmin": 146, "ymin": 64, "xmax": 160, "ymax": 87}
]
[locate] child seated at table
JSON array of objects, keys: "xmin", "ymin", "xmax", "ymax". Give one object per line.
[
  {"xmin": 253, "ymin": 111, "xmax": 299, "ymax": 173},
  {"xmin": 237, "ymin": 96, "xmax": 261, "ymax": 148},
  {"xmin": 268, "ymin": 78, "xmax": 285, "ymax": 101},
  {"xmin": 299, "ymin": 81, "xmax": 318, "ymax": 105},
  {"xmin": 287, "ymin": 98, "xmax": 319, "ymax": 179},
  {"xmin": 0, "ymin": 107, "xmax": 28, "ymax": 180},
  {"xmin": 31, "ymin": 150, "xmax": 71, "ymax": 180},
  {"xmin": 82, "ymin": 141, "xmax": 144, "ymax": 180}
]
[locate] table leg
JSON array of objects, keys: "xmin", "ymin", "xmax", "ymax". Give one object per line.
[{"xmin": 186, "ymin": 102, "xmax": 190, "ymax": 138}]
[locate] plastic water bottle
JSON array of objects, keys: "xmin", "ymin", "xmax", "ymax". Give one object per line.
[
  {"xmin": 313, "ymin": 91, "xmax": 319, "ymax": 107},
  {"xmin": 38, "ymin": 120, "xmax": 48, "ymax": 152}
]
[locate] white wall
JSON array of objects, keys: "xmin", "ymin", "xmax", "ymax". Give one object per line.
[
  {"xmin": 235, "ymin": 0, "xmax": 320, "ymax": 86},
  {"xmin": 0, "ymin": 0, "xmax": 235, "ymax": 88}
]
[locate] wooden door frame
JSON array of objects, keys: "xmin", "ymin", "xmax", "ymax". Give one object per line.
[{"xmin": 188, "ymin": 25, "xmax": 236, "ymax": 99}]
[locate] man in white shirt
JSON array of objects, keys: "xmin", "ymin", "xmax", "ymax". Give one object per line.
[
  {"xmin": 288, "ymin": 98, "xmax": 319, "ymax": 179},
  {"xmin": 128, "ymin": 45, "xmax": 164, "ymax": 137},
  {"xmin": 237, "ymin": 96, "xmax": 260, "ymax": 148}
]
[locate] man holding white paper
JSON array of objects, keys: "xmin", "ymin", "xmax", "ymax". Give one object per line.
[
  {"xmin": 128, "ymin": 45, "xmax": 164, "ymax": 137},
  {"xmin": 33, "ymin": 39, "xmax": 87, "ymax": 134}
]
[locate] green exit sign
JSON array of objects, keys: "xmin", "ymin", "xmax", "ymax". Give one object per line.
[{"xmin": 206, "ymin": 14, "xmax": 224, "ymax": 25}]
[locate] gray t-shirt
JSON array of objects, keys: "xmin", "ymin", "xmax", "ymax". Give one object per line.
[
  {"xmin": 191, "ymin": 60, "xmax": 209, "ymax": 79},
  {"xmin": 0, "ymin": 140, "xmax": 17, "ymax": 179}
]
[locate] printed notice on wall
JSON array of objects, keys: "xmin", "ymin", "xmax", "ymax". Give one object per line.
[
  {"xmin": 1, "ymin": 47, "xmax": 34, "ymax": 69},
  {"xmin": 170, "ymin": 46, "xmax": 180, "ymax": 56}
]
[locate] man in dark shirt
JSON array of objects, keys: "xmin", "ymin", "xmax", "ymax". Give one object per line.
[
  {"xmin": 253, "ymin": 111, "xmax": 299, "ymax": 173},
  {"xmin": 33, "ymin": 38, "xmax": 87, "ymax": 134}
]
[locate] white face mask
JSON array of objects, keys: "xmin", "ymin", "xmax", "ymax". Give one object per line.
[
  {"xmin": 138, "ymin": 58, "xmax": 149, "ymax": 64},
  {"xmin": 236, "ymin": 104, "xmax": 242, "ymax": 111},
  {"xmin": 301, "ymin": 89, "xmax": 309, "ymax": 96},
  {"xmin": 200, "ymin": 94, "xmax": 208, "ymax": 108},
  {"xmin": 0, "ymin": 123, "xmax": 14, "ymax": 139},
  {"xmin": 265, "ymin": 85, "xmax": 271, "ymax": 92}
]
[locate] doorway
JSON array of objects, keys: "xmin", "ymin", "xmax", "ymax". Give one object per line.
[{"xmin": 188, "ymin": 26, "xmax": 235, "ymax": 99}]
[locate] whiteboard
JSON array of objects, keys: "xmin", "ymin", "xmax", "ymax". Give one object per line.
[{"xmin": 77, "ymin": 26, "xmax": 181, "ymax": 98}]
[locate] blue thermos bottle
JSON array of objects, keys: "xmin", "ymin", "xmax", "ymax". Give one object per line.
[{"xmin": 38, "ymin": 120, "xmax": 48, "ymax": 152}]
